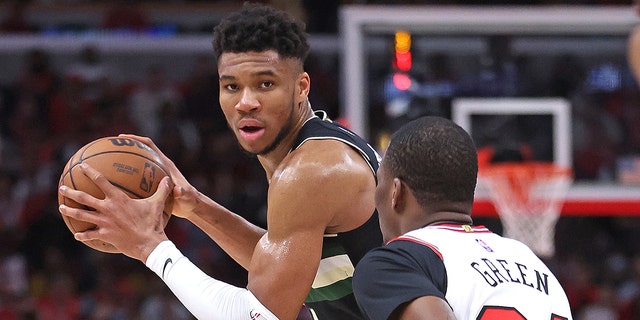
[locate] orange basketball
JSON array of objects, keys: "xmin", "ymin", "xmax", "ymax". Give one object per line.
[{"xmin": 58, "ymin": 136, "xmax": 173, "ymax": 253}]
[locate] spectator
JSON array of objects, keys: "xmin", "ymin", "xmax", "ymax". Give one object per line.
[
  {"xmin": 182, "ymin": 55, "xmax": 227, "ymax": 135},
  {"xmin": 65, "ymin": 45, "xmax": 116, "ymax": 102},
  {"xmin": 33, "ymin": 272, "xmax": 80, "ymax": 320},
  {"xmin": 102, "ymin": 1, "xmax": 150, "ymax": 32},
  {"xmin": 128, "ymin": 65, "xmax": 182, "ymax": 140},
  {"xmin": 0, "ymin": 171, "xmax": 23, "ymax": 228},
  {"xmin": 0, "ymin": 0, "xmax": 34, "ymax": 33},
  {"xmin": 577, "ymin": 282, "xmax": 620, "ymax": 320}
]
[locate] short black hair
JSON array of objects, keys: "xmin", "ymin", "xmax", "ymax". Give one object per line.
[
  {"xmin": 212, "ymin": 3, "xmax": 310, "ymax": 63},
  {"xmin": 384, "ymin": 116, "xmax": 478, "ymax": 207}
]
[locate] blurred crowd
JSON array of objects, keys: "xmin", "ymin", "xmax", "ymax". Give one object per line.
[
  {"xmin": 0, "ymin": 0, "xmax": 633, "ymax": 35},
  {"xmin": 0, "ymin": 43, "xmax": 271, "ymax": 319},
  {"xmin": 0, "ymin": 1, "xmax": 639, "ymax": 319}
]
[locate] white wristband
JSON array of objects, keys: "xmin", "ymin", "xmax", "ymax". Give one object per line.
[{"xmin": 146, "ymin": 240, "xmax": 278, "ymax": 320}]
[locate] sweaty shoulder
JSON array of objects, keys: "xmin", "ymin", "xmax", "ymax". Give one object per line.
[{"xmin": 271, "ymin": 139, "xmax": 376, "ymax": 233}]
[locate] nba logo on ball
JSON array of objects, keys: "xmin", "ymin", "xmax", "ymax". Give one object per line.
[{"xmin": 140, "ymin": 163, "xmax": 156, "ymax": 192}]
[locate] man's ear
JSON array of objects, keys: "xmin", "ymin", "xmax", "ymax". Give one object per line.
[
  {"xmin": 297, "ymin": 72, "xmax": 310, "ymax": 100},
  {"xmin": 391, "ymin": 178, "xmax": 404, "ymax": 212}
]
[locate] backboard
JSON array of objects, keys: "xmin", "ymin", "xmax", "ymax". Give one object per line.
[{"xmin": 452, "ymin": 97, "xmax": 572, "ymax": 168}]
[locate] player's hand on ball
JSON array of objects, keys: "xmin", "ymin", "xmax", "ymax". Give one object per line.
[
  {"xmin": 117, "ymin": 134, "xmax": 204, "ymax": 220},
  {"xmin": 59, "ymin": 163, "xmax": 173, "ymax": 262}
]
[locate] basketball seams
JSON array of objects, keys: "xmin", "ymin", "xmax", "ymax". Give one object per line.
[
  {"xmin": 76, "ymin": 136, "xmax": 167, "ymax": 173},
  {"xmin": 65, "ymin": 153, "xmax": 169, "ymax": 198},
  {"xmin": 79, "ymin": 150, "xmax": 166, "ymax": 171}
]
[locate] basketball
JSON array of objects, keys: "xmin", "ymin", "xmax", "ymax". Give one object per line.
[{"xmin": 58, "ymin": 136, "xmax": 174, "ymax": 253}]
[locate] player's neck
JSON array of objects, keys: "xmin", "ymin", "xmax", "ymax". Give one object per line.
[
  {"xmin": 424, "ymin": 220, "xmax": 472, "ymax": 228},
  {"xmin": 419, "ymin": 212, "xmax": 473, "ymax": 229}
]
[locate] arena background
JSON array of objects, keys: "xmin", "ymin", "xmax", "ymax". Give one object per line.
[{"xmin": 0, "ymin": 1, "xmax": 639, "ymax": 319}]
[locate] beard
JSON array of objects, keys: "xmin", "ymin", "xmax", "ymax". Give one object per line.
[
  {"xmin": 246, "ymin": 100, "xmax": 295, "ymax": 157},
  {"xmin": 257, "ymin": 116, "xmax": 293, "ymax": 156}
]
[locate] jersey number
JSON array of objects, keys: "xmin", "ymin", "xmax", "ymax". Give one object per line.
[{"xmin": 477, "ymin": 306, "xmax": 568, "ymax": 320}]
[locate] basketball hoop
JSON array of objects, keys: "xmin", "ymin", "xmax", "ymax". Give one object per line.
[{"xmin": 477, "ymin": 162, "xmax": 573, "ymax": 258}]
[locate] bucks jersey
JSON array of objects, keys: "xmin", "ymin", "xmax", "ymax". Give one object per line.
[
  {"xmin": 292, "ymin": 111, "xmax": 383, "ymax": 320},
  {"xmin": 353, "ymin": 224, "xmax": 572, "ymax": 320}
]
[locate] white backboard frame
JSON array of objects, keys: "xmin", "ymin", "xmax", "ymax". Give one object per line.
[
  {"xmin": 452, "ymin": 98, "xmax": 572, "ymax": 168},
  {"xmin": 340, "ymin": 5, "xmax": 637, "ymax": 138}
]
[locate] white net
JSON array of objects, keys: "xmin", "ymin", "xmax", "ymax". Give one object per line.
[{"xmin": 478, "ymin": 163, "xmax": 572, "ymax": 258}]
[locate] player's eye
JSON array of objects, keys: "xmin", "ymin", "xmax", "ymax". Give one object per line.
[
  {"xmin": 224, "ymin": 84, "xmax": 238, "ymax": 91},
  {"xmin": 260, "ymin": 81, "xmax": 273, "ymax": 89}
]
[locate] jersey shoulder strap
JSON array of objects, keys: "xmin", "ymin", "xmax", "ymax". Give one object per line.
[{"xmin": 293, "ymin": 110, "xmax": 381, "ymax": 174}]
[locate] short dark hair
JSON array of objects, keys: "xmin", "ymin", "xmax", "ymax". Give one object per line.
[
  {"xmin": 384, "ymin": 116, "xmax": 478, "ymax": 207},
  {"xmin": 212, "ymin": 3, "xmax": 310, "ymax": 63}
]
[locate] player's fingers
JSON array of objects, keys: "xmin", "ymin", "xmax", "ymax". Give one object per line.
[
  {"xmin": 73, "ymin": 228, "xmax": 102, "ymax": 243},
  {"xmin": 118, "ymin": 133, "xmax": 189, "ymax": 192},
  {"xmin": 151, "ymin": 176, "xmax": 173, "ymax": 202},
  {"xmin": 58, "ymin": 184, "xmax": 101, "ymax": 209},
  {"xmin": 58, "ymin": 204, "xmax": 101, "ymax": 226},
  {"xmin": 118, "ymin": 134, "xmax": 166, "ymax": 160},
  {"xmin": 118, "ymin": 134, "xmax": 183, "ymax": 177},
  {"xmin": 118, "ymin": 133, "xmax": 152, "ymax": 146},
  {"xmin": 78, "ymin": 163, "xmax": 120, "ymax": 197}
]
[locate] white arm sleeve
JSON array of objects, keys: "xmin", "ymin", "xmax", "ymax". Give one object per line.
[{"xmin": 145, "ymin": 240, "xmax": 278, "ymax": 320}]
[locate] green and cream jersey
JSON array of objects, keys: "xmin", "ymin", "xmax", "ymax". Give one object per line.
[{"xmin": 292, "ymin": 111, "xmax": 383, "ymax": 320}]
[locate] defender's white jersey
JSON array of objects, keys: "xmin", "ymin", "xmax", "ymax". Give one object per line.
[{"xmin": 400, "ymin": 224, "xmax": 572, "ymax": 320}]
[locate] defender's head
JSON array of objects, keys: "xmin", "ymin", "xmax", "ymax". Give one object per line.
[{"xmin": 376, "ymin": 116, "xmax": 478, "ymax": 240}]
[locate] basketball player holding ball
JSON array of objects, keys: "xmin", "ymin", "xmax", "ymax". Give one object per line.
[{"xmin": 58, "ymin": 3, "xmax": 382, "ymax": 320}]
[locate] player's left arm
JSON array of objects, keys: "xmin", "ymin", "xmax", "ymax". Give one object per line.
[{"xmin": 246, "ymin": 140, "xmax": 377, "ymax": 320}]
